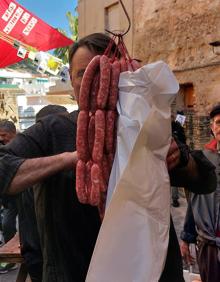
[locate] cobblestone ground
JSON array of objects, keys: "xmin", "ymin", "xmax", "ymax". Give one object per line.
[
  {"xmin": 171, "ymin": 188, "xmax": 199, "ymax": 274},
  {"xmin": 0, "ymin": 268, "xmax": 31, "ymax": 282},
  {"xmin": 0, "ymin": 269, "xmax": 18, "ymax": 282}
]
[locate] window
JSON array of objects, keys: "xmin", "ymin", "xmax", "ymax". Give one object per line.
[
  {"xmin": 105, "ymin": 3, "xmax": 120, "ymax": 32},
  {"xmin": 181, "ymin": 83, "xmax": 195, "ymax": 108}
]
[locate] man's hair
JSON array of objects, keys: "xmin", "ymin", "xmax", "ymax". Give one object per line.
[
  {"xmin": 36, "ymin": 105, "xmax": 67, "ymax": 122},
  {"xmin": 69, "ymin": 33, "xmax": 115, "ymax": 68},
  {"xmin": 210, "ymin": 103, "xmax": 220, "ymax": 119},
  {"xmin": 0, "ymin": 120, "xmax": 16, "ymax": 133}
]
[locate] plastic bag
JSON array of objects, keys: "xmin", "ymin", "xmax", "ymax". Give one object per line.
[{"xmin": 86, "ymin": 61, "xmax": 179, "ymax": 282}]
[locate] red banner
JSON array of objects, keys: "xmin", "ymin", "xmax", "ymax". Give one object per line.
[{"xmin": 0, "ymin": 0, "xmax": 73, "ymax": 67}]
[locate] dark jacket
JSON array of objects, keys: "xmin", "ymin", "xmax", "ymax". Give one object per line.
[{"xmin": 181, "ymin": 140, "xmax": 220, "ymax": 246}]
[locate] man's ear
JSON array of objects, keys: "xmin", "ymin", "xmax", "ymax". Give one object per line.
[
  {"xmin": 69, "ymin": 70, "xmax": 72, "ymax": 81},
  {"xmin": 69, "ymin": 71, "xmax": 74, "ymax": 88},
  {"xmin": 210, "ymin": 123, "xmax": 214, "ymax": 136}
]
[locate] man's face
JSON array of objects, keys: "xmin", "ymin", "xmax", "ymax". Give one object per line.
[
  {"xmin": 0, "ymin": 129, "xmax": 15, "ymax": 144},
  {"xmin": 211, "ymin": 113, "xmax": 220, "ymax": 142},
  {"xmin": 69, "ymin": 46, "xmax": 96, "ymax": 105}
]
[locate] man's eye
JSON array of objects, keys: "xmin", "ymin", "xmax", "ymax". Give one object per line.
[{"xmin": 77, "ymin": 70, "xmax": 85, "ymax": 78}]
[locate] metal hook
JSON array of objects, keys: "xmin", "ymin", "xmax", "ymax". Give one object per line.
[{"xmin": 105, "ymin": 0, "xmax": 131, "ymax": 37}]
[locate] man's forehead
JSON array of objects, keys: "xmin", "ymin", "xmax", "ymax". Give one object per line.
[
  {"xmin": 71, "ymin": 47, "xmax": 95, "ymax": 69},
  {"xmin": 213, "ymin": 114, "xmax": 220, "ymax": 121}
]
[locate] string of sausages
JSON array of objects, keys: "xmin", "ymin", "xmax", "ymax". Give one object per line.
[{"xmin": 76, "ymin": 36, "xmax": 140, "ymax": 218}]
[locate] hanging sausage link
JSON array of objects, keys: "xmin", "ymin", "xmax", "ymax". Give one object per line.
[{"xmin": 76, "ymin": 36, "xmax": 138, "ymax": 216}]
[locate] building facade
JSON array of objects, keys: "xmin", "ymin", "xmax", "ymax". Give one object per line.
[
  {"xmin": 78, "ymin": 0, "xmax": 220, "ymax": 149},
  {"xmin": 0, "ymin": 68, "xmax": 76, "ymax": 130}
]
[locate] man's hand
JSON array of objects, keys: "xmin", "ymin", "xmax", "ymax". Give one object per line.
[
  {"xmin": 166, "ymin": 138, "xmax": 181, "ymax": 171},
  {"xmin": 180, "ymin": 240, "xmax": 195, "ymax": 265}
]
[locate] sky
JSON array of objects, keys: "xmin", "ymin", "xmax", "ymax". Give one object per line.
[{"xmin": 17, "ymin": 0, "xmax": 77, "ymax": 37}]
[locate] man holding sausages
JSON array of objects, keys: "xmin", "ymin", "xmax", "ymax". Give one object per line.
[{"xmin": 0, "ymin": 33, "xmax": 217, "ymax": 282}]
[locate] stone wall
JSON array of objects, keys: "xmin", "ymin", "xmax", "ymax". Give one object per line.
[
  {"xmin": 132, "ymin": 0, "xmax": 220, "ymax": 148},
  {"xmin": 174, "ymin": 65, "xmax": 220, "ymax": 149},
  {"xmin": 77, "ymin": 0, "xmax": 133, "ymax": 54},
  {"xmin": 133, "ymin": 0, "xmax": 220, "ymax": 69},
  {"xmin": 0, "ymin": 91, "xmax": 20, "ymax": 129}
]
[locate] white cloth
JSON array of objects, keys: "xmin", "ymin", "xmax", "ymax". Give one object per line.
[{"xmin": 86, "ymin": 61, "xmax": 179, "ymax": 282}]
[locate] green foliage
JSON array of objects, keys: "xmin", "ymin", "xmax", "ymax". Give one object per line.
[
  {"xmin": 53, "ymin": 11, "xmax": 78, "ymax": 64},
  {"xmin": 66, "ymin": 11, "xmax": 78, "ymax": 41}
]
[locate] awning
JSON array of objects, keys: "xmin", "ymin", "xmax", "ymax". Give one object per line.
[{"xmin": 0, "ymin": 0, "xmax": 73, "ymax": 68}]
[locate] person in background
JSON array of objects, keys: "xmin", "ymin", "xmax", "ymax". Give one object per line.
[
  {"xmin": 180, "ymin": 103, "xmax": 220, "ymax": 282},
  {"xmin": 15, "ymin": 105, "xmax": 68, "ymax": 281},
  {"xmin": 0, "ymin": 120, "xmax": 18, "ymax": 274},
  {"xmin": 35, "ymin": 104, "xmax": 68, "ymax": 121},
  {"xmin": 0, "ymin": 33, "xmax": 217, "ymax": 282},
  {"xmin": 0, "ymin": 120, "xmax": 16, "ymax": 145}
]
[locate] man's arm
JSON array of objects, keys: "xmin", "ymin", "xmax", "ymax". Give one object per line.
[
  {"xmin": 167, "ymin": 140, "xmax": 217, "ymax": 194},
  {"xmin": 8, "ymin": 152, "xmax": 77, "ymax": 195},
  {"xmin": 0, "ymin": 119, "xmax": 77, "ymax": 196}
]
